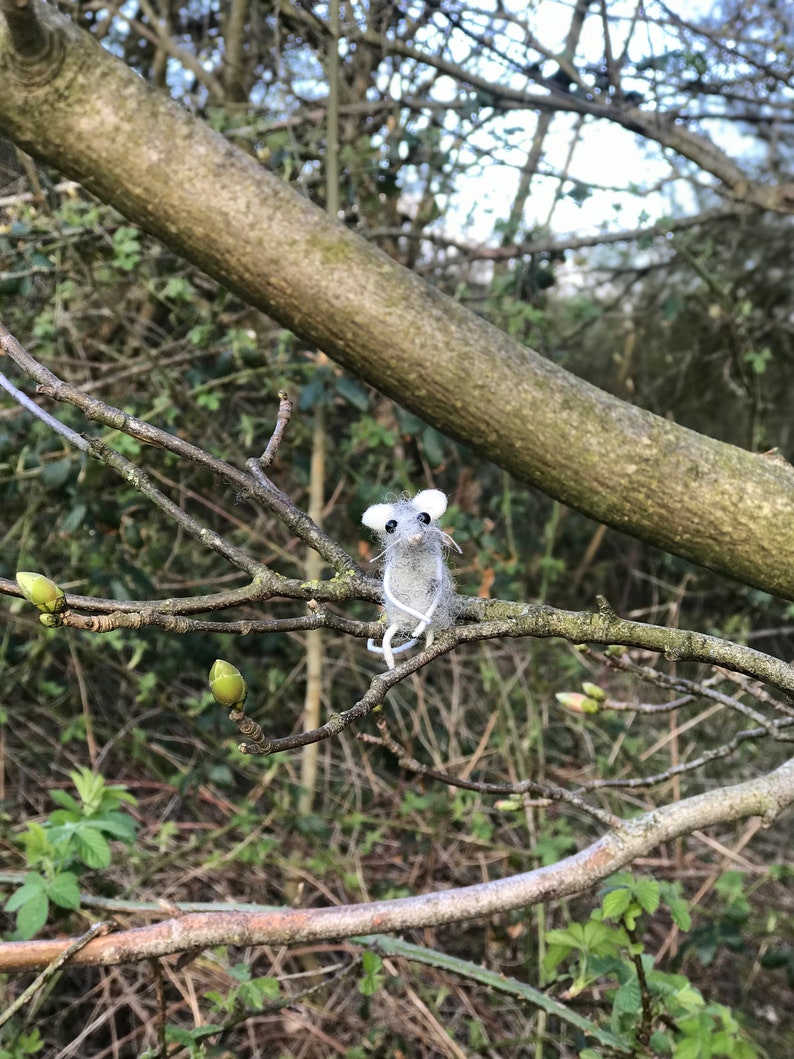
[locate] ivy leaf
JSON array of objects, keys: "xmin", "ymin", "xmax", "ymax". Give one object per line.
[{"xmin": 334, "ymin": 376, "xmax": 370, "ymax": 411}]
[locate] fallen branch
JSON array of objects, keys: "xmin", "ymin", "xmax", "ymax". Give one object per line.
[{"xmin": 0, "ymin": 758, "xmax": 791, "ymax": 972}]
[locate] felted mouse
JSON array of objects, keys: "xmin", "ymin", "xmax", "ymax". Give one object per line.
[{"xmin": 362, "ymin": 489, "xmax": 460, "ymax": 668}]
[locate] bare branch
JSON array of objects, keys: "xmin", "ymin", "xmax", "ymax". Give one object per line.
[
  {"xmin": 0, "ymin": 319, "xmax": 366, "ymax": 579},
  {"xmin": 577, "ymin": 718, "xmax": 794, "ymax": 793},
  {"xmin": 259, "ymin": 389, "xmax": 293, "ymax": 467},
  {"xmin": 399, "ymin": 206, "xmax": 745, "ymax": 263},
  {"xmin": 358, "ymin": 714, "xmax": 621, "ymax": 827}
]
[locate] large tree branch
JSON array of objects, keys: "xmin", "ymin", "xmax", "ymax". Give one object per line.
[
  {"xmin": 0, "ymin": 757, "xmax": 791, "ymax": 972},
  {"xmin": 3, "ymin": 3, "xmax": 794, "ymax": 596}
]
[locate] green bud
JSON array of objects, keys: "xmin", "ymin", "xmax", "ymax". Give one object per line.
[
  {"xmin": 16, "ymin": 571, "xmax": 66, "ymax": 614},
  {"xmin": 209, "ymin": 659, "xmax": 247, "ymax": 707},
  {"xmin": 39, "ymin": 612, "xmax": 63, "ymax": 628},
  {"xmin": 555, "ymin": 691, "xmax": 600, "ymax": 715},
  {"xmin": 494, "ymin": 796, "xmax": 524, "ymax": 812},
  {"xmin": 581, "ymin": 682, "xmax": 607, "ymax": 702}
]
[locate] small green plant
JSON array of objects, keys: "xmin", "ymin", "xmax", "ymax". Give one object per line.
[
  {"xmin": 4, "ymin": 768, "xmax": 139, "ymax": 939},
  {"xmin": 0, "ymin": 1025, "xmax": 44, "ymax": 1058},
  {"xmin": 143, "ymin": 963, "xmax": 281, "ymax": 1058},
  {"xmin": 679, "ymin": 871, "xmax": 750, "ymax": 968},
  {"xmin": 544, "ymin": 872, "xmax": 762, "ymax": 1058},
  {"xmin": 358, "ymin": 950, "xmax": 385, "ymax": 997}
]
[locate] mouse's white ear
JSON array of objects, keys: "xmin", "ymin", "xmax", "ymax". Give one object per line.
[
  {"xmin": 362, "ymin": 502, "xmax": 396, "ymax": 532},
  {"xmin": 412, "ymin": 489, "xmax": 448, "ymax": 522}
]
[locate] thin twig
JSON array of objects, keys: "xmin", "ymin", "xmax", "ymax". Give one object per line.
[
  {"xmin": 575, "ymin": 718, "xmax": 794, "ymax": 792},
  {"xmin": 0, "ymin": 370, "xmax": 91, "ymax": 453},
  {"xmin": 359, "ymin": 714, "xmax": 621, "ymax": 827},
  {"xmin": 0, "ymin": 321, "xmax": 365, "ymax": 576},
  {"xmin": 582, "ymin": 643, "xmax": 791, "ymax": 735},
  {"xmin": 0, "ymin": 920, "xmax": 114, "ymax": 1029},
  {"xmin": 53, "ymin": 603, "xmax": 379, "ymax": 638},
  {"xmin": 260, "ymin": 389, "xmax": 293, "ymax": 467}
]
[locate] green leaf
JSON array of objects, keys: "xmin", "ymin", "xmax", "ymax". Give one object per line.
[
  {"xmin": 75, "ymin": 826, "xmax": 112, "ymax": 868},
  {"xmin": 358, "ymin": 973, "xmax": 382, "ymax": 997},
  {"xmin": 361, "ymin": 950, "xmax": 382, "ymax": 975},
  {"xmin": 672, "ymin": 1038, "xmax": 701, "ymax": 1059},
  {"xmin": 421, "ymin": 425, "xmax": 446, "ymax": 468},
  {"xmin": 666, "ymin": 894, "xmax": 692, "ymax": 931},
  {"xmin": 165, "ymin": 1023, "xmax": 226, "ymax": 1046},
  {"xmin": 40, "ymin": 458, "xmax": 74, "ymax": 488},
  {"xmin": 49, "ymin": 789, "xmax": 82, "ymax": 815},
  {"xmin": 542, "ymin": 942, "xmax": 573, "ymax": 979},
  {"xmin": 60, "ymin": 501, "xmax": 88, "ymax": 536},
  {"xmin": 601, "ymin": 887, "xmax": 632, "ymax": 921},
  {"xmin": 47, "ymin": 871, "xmax": 81, "ymax": 910},
  {"xmin": 634, "ymin": 877, "xmax": 661, "ymax": 915},
  {"xmin": 15, "ymin": 891, "xmax": 50, "ymax": 939},
  {"xmin": 19, "ymin": 820, "xmax": 55, "ymax": 865},
  {"xmin": 612, "ymin": 976, "xmax": 642, "ymax": 1014},
  {"xmin": 5, "ymin": 872, "xmax": 48, "ymax": 912},
  {"xmin": 334, "ymin": 375, "xmax": 370, "ymax": 411},
  {"xmin": 650, "ymin": 1030, "xmax": 673, "ymax": 1054},
  {"xmin": 546, "ymin": 926, "xmax": 584, "ymax": 948},
  {"xmin": 582, "ymin": 920, "xmax": 619, "ymax": 953},
  {"xmin": 70, "ymin": 766, "xmax": 103, "ymax": 813},
  {"xmin": 240, "ymin": 976, "xmax": 280, "ymax": 1006},
  {"xmin": 91, "ymin": 811, "xmax": 139, "ymax": 843}
]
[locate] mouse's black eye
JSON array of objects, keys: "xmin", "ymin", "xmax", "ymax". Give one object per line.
[
  {"xmin": 385, "ymin": 519, "xmax": 398, "ymax": 533},
  {"xmin": 417, "ymin": 511, "xmax": 431, "ymax": 524}
]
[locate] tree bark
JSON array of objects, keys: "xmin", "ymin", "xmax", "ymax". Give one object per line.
[{"xmin": 2, "ymin": 1, "xmax": 794, "ymax": 596}]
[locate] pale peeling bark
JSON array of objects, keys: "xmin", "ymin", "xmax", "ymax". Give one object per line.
[{"xmin": 2, "ymin": 2, "xmax": 794, "ymax": 596}]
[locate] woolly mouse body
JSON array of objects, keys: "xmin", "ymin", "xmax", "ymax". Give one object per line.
[{"xmin": 362, "ymin": 489, "xmax": 458, "ymax": 668}]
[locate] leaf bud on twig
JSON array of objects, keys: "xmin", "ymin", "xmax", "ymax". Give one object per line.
[
  {"xmin": 555, "ymin": 691, "xmax": 600, "ymax": 714},
  {"xmin": 16, "ymin": 571, "xmax": 66, "ymax": 614},
  {"xmin": 209, "ymin": 659, "xmax": 248, "ymax": 708},
  {"xmin": 581, "ymin": 682, "xmax": 607, "ymax": 702}
]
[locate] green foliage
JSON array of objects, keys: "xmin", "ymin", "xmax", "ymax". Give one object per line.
[
  {"xmin": 3, "ymin": 768, "xmax": 138, "ymax": 939},
  {"xmin": 139, "ymin": 962, "xmax": 282, "ymax": 1057},
  {"xmin": 543, "ymin": 873, "xmax": 761, "ymax": 1058},
  {"xmin": 203, "ymin": 962, "xmax": 281, "ymax": 1014},
  {"xmin": 528, "ymin": 818, "xmax": 578, "ymax": 866},
  {"xmin": 358, "ymin": 950, "xmax": 385, "ymax": 996},
  {"xmin": 679, "ymin": 871, "xmax": 751, "ymax": 967},
  {"xmin": 0, "ymin": 1027, "xmax": 44, "ymax": 1058},
  {"xmin": 110, "ymin": 225, "xmax": 142, "ymax": 271}
]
